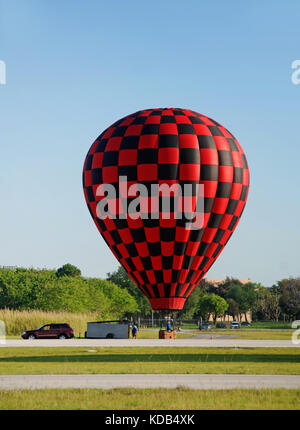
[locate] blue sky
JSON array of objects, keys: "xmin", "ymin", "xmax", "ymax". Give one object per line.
[{"xmin": 0, "ymin": 0, "xmax": 299, "ymax": 287}]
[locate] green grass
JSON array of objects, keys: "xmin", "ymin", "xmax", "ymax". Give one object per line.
[
  {"xmin": 178, "ymin": 323, "xmax": 199, "ymax": 329},
  {"xmin": 0, "ymin": 387, "xmax": 299, "ymax": 410},
  {"xmin": 206, "ymin": 330, "xmax": 293, "ymax": 340},
  {"xmin": 0, "ymin": 347, "xmax": 299, "ymax": 375},
  {"xmin": 246, "ymin": 322, "xmax": 294, "ymax": 330}
]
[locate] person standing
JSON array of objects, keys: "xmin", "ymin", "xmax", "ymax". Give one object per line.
[{"xmin": 132, "ymin": 324, "xmax": 137, "ymax": 339}]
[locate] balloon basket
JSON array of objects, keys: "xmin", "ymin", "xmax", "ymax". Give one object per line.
[{"xmin": 159, "ymin": 330, "xmax": 176, "ymax": 340}]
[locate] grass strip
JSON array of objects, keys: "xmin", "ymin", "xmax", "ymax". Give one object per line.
[
  {"xmin": 0, "ymin": 347, "xmax": 299, "ymax": 375},
  {"xmin": 0, "ymin": 387, "xmax": 299, "ymax": 410}
]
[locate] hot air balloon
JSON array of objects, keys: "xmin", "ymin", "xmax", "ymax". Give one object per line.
[{"xmin": 83, "ymin": 108, "xmax": 249, "ymax": 310}]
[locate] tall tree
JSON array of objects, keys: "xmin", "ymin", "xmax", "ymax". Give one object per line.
[
  {"xmin": 226, "ymin": 298, "xmax": 239, "ymax": 320},
  {"xmin": 277, "ymin": 278, "xmax": 300, "ymax": 320},
  {"xmin": 226, "ymin": 282, "xmax": 257, "ymax": 321},
  {"xmin": 56, "ymin": 263, "xmax": 81, "ymax": 278},
  {"xmin": 252, "ymin": 286, "xmax": 273, "ymax": 320},
  {"xmin": 107, "ymin": 266, "xmax": 152, "ymax": 317},
  {"xmin": 195, "ymin": 293, "xmax": 228, "ymax": 323},
  {"xmin": 210, "ymin": 294, "xmax": 228, "ymax": 323},
  {"xmin": 195, "ymin": 294, "xmax": 214, "ymax": 321}
]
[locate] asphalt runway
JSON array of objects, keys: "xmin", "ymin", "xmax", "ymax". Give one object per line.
[
  {"xmin": 0, "ymin": 374, "xmax": 299, "ymax": 390},
  {"xmin": 1, "ymin": 338, "xmax": 298, "ymax": 348}
]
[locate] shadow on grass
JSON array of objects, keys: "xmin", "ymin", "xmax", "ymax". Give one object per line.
[{"xmin": 0, "ymin": 353, "xmax": 299, "ymax": 363}]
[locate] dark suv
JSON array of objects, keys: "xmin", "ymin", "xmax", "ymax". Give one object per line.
[{"xmin": 21, "ymin": 323, "xmax": 74, "ymax": 339}]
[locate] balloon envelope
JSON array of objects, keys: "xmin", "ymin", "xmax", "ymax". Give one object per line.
[{"xmin": 83, "ymin": 108, "xmax": 249, "ymax": 310}]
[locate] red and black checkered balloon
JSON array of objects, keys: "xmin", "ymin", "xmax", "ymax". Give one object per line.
[{"xmin": 83, "ymin": 108, "xmax": 249, "ymax": 310}]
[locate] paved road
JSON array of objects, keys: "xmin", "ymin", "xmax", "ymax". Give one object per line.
[
  {"xmin": 0, "ymin": 374, "xmax": 299, "ymax": 390},
  {"xmin": 1, "ymin": 339, "xmax": 298, "ymax": 348}
]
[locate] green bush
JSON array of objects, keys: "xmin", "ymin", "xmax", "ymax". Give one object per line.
[{"xmin": 0, "ymin": 267, "xmax": 138, "ymax": 318}]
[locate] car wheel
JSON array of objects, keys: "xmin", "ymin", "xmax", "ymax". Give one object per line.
[
  {"xmin": 106, "ymin": 333, "xmax": 114, "ymax": 339},
  {"xmin": 58, "ymin": 334, "xmax": 67, "ymax": 339},
  {"xmin": 28, "ymin": 334, "xmax": 36, "ymax": 340}
]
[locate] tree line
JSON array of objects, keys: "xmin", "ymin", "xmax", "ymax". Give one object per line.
[
  {"xmin": 0, "ymin": 264, "xmax": 299, "ymax": 322},
  {"xmin": 107, "ymin": 267, "xmax": 300, "ymax": 322}
]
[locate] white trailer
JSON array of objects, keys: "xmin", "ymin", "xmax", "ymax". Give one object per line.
[{"xmin": 85, "ymin": 320, "xmax": 130, "ymax": 339}]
